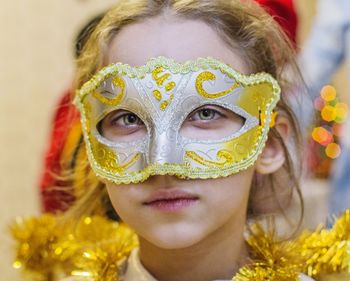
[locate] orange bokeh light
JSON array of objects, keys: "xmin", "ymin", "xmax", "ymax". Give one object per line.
[
  {"xmin": 325, "ymin": 143, "xmax": 341, "ymax": 159},
  {"xmin": 312, "ymin": 127, "xmax": 333, "ymax": 146},
  {"xmin": 321, "ymin": 85, "xmax": 337, "ymax": 102}
]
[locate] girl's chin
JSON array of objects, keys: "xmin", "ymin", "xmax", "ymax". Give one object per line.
[
  {"xmin": 140, "ymin": 229, "xmax": 206, "ymax": 249},
  {"xmin": 146, "ymin": 239, "xmax": 200, "ymax": 250}
]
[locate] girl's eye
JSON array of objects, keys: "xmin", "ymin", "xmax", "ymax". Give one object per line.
[
  {"xmin": 98, "ymin": 110, "xmax": 146, "ymax": 142},
  {"xmin": 117, "ymin": 113, "xmax": 142, "ymax": 126},
  {"xmin": 197, "ymin": 108, "xmax": 218, "ymax": 120},
  {"xmin": 188, "ymin": 107, "xmax": 223, "ymax": 122},
  {"xmin": 181, "ymin": 105, "xmax": 245, "ymax": 140}
]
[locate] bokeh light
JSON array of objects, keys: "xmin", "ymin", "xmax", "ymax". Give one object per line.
[
  {"xmin": 321, "ymin": 105, "xmax": 336, "ymax": 122},
  {"xmin": 334, "ymin": 102, "xmax": 349, "ymax": 123},
  {"xmin": 312, "ymin": 127, "xmax": 333, "ymax": 146},
  {"xmin": 311, "ymin": 84, "xmax": 348, "ymax": 162},
  {"xmin": 325, "ymin": 143, "xmax": 341, "ymax": 159},
  {"xmin": 320, "ymin": 85, "xmax": 336, "ymax": 102}
]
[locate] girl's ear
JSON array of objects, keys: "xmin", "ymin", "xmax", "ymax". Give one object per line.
[{"xmin": 255, "ymin": 114, "xmax": 290, "ymax": 174}]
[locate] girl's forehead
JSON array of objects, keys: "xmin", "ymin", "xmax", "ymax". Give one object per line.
[{"xmin": 106, "ymin": 16, "xmax": 249, "ymax": 74}]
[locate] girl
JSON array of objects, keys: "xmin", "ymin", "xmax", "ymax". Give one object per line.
[{"xmin": 11, "ymin": 1, "xmax": 350, "ymax": 281}]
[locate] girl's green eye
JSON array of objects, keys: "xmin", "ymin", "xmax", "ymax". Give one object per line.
[
  {"xmin": 188, "ymin": 107, "xmax": 222, "ymax": 122},
  {"xmin": 181, "ymin": 105, "xmax": 245, "ymax": 140},
  {"xmin": 198, "ymin": 108, "xmax": 216, "ymax": 120},
  {"xmin": 123, "ymin": 113, "xmax": 139, "ymax": 125},
  {"xmin": 98, "ymin": 110, "xmax": 147, "ymax": 142}
]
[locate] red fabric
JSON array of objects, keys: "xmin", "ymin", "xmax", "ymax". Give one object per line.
[
  {"xmin": 255, "ymin": 0, "xmax": 298, "ymax": 45},
  {"xmin": 40, "ymin": 90, "xmax": 79, "ymax": 213}
]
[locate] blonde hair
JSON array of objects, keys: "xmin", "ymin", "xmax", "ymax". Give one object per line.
[{"xmin": 66, "ymin": 0, "xmax": 304, "ymax": 229}]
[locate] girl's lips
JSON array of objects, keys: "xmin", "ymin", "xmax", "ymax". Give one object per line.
[
  {"xmin": 144, "ymin": 198, "xmax": 199, "ymax": 212},
  {"xmin": 143, "ymin": 190, "xmax": 199, "ymax": 212}
]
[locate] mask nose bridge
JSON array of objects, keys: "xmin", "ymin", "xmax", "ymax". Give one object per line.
[{"xmin": 148, "ymin": 127, "xmax": 179, "ymax": 165}]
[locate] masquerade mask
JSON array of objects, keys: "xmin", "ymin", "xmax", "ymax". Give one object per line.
[{"xmin": 75, "ymin": 57, "xmax": 280, "ymax": 184}]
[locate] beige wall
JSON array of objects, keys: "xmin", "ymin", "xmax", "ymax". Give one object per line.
[
  {"xmin": 0, "ymin": 1, "xmax": 349, "ymax": 280},
  {"xmin": 0, "ymin": 1, "xmax": 117, "ymax": 280}
]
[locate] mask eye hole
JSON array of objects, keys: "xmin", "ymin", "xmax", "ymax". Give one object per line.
[
  {"xmin": 97, "ymin": 109, "xmax": 147, "ymax": 142},
  {"xmin": 180, "ymin": 105, "xmax": 245, "ymax": 140}
]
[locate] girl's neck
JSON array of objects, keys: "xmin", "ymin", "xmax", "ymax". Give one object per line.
[{"xmin": 138, "ymin": 213, "xmax": 248, "ymax": 281}]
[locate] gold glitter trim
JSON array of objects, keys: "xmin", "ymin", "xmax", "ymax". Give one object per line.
[{"xmin": 195, "ymin": 71, "xmax": 240, "ymax": 99}]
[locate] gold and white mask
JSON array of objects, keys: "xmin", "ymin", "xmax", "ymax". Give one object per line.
[{"xmin": 75, "ymin": 57, "xmax": 280, "ymax": 184}]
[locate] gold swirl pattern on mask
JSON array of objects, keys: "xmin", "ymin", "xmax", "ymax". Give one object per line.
[
  {"xmin": 152, "ymin": 66, "xmax": 170, "ymax": 86},
  {"xmin": 185, "ymin": 150, "xmax": 234, "ymax": 168},
  {"xmin": 160, "ymin": 94, "xmax": 174, "ymax": 111},
  {"xmin": 165, "ymin": 81, "xmax": 176, "ymax": 91},
  {"xmin": 223, "ymin": 127, "xmax": 262, "ymax": 162},
  {"xmin": 185, "ymin": 127, "xmax": 260, "ymax": 169},
  {"xmin": 151, "ymin": 66, "xmax": 176, "ymax": 111},
  {"xmin": 92, "ymin": 76, "xmax": 125, "ymax": 106},
  {"xmin": 196, "ymin": 71, "xmax": 240, "ymax": 99},
  {"xmin": 92, "ymin": 138, "xmax": 141, "ymax": 173},
  {"xmin": 159, "ymin": 96, "xmax": 174, "ymax": 111},
  {"xmin": 153, "ymin": 89, "xmax": 162, "ymax": 101}
]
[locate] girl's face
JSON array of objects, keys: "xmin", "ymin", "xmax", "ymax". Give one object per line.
[{"xmin": 104, "ymin": 15, "xmax": 255, "ymax": 249}]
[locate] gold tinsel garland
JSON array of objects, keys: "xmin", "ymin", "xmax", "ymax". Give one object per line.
[
  {"xmin": 10, "ymin": 215, "xmax": 63, "ymax": 281},
  {"xmin": 10, "ymin": 215, "xmax": 138, "ymax": 281},
  {"xmin": 10, "ymin": 211, "xmax": 350, "ymax": 281},
  {"xmin": 298, "ymin": 209, "xmax": 350, "ymax": 277},
  {"xmin": 233, "ymin": 224, "xmax": 302, "ymax": 281}
]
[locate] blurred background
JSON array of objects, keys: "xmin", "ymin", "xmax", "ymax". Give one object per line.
[{"xmin": 0, "ymin": 0, "xmax": 349, "ymax": 280}]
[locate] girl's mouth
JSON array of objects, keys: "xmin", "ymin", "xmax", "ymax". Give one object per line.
[{"xmin": 143, "ymin": 190, "xmax": 199, "ymax": 212}]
